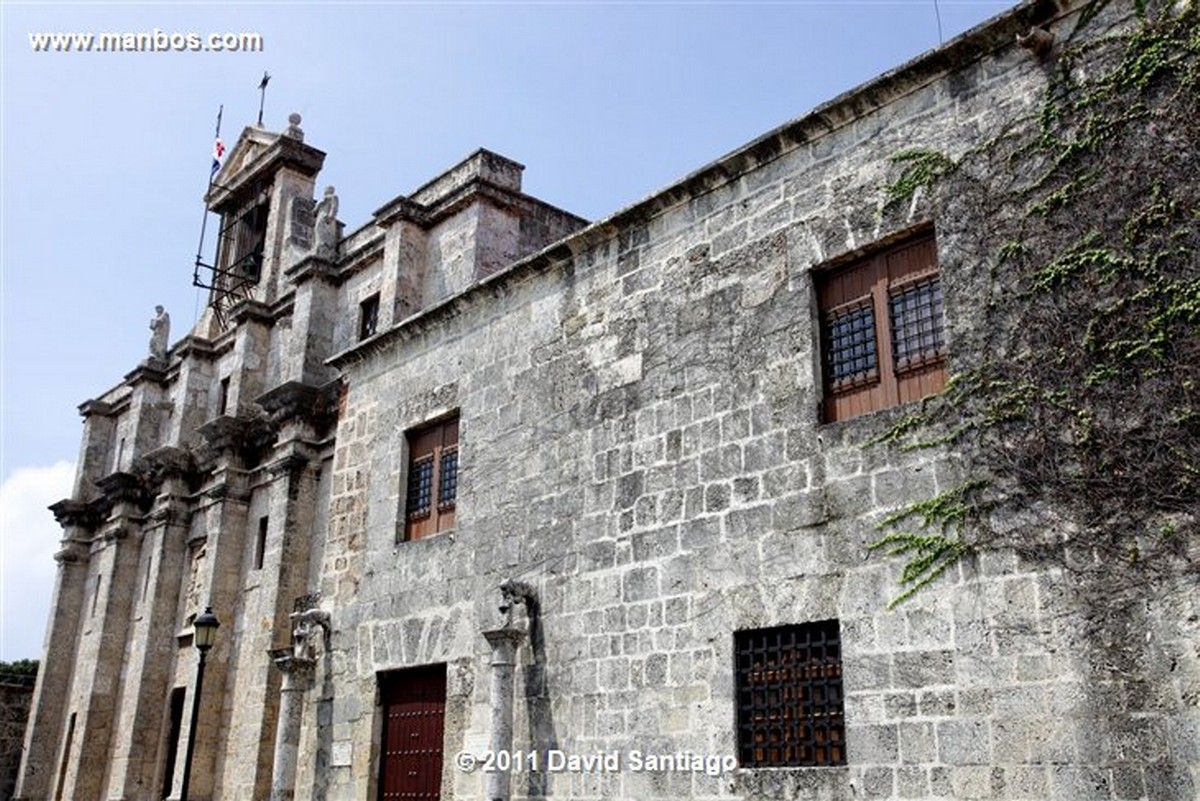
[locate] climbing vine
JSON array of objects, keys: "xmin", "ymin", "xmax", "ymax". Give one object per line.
[{"xmin": 870, "ymin": 1, "xmax": 1199, "ymax": 604}]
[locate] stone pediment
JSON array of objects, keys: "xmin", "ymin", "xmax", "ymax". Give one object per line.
[
  {"xmin": 211, "ymin": 125, "xmax": 278, "ymax": 189},
  {"xmin": 206, "ymin": 116, "xmax": 326, "ymax": 212}
]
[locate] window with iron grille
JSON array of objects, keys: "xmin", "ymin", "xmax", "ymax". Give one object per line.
[
  {"xmin": 735, "ymin": 621, "xmax": 846, "ymax": 768},
  {"xmin": 403, "ymin": 414, "xmax": 459, "ymax": 540},
  {"xmin": 359, "ymin": 293, "xmax": 380, "ymax": 341},
  {"xmin": 817, "ymin": 230, "xmax": 946, "ymax": 422}
]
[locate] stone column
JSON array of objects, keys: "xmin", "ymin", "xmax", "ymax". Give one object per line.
[
  {"xmin": 482, "ymin": 628, "xmax": 525, "ymax": 801},
  {"xmin": 269, "ymin": 655, "xmax": 315, "ymax": 801}
]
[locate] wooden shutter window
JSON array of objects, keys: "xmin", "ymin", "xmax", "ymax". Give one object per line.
[
  {"xmin": 404, "ymin": 414, "xmax": 459, "ymax": 540},
  {"xmin": 819, "ymin": 232, "xmax": 946, "ymax": 422}
]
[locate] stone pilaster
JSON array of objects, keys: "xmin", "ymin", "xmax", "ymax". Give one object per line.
[
  {"xmin": 12, "ymin": 535, "xmax": 89, "ymax": 801},
  {"xmin": 57, "ymin": 473, "xmax": 149, "ymax": 801},
  {"xmin": 103, "ymin": 451, "xmax": 193, "ymax": 801},
  {"xmin": 164, "ymin": 421, "xmax": 259, "ymax": 801},
  {"xmin": 282, "ymin": 257, "xmax": 340, "ymax": 387}
]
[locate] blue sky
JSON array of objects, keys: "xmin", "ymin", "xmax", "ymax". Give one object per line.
[{"xmin": 0, "ymin": 0, "xmax": 1015, "ymax": 660}]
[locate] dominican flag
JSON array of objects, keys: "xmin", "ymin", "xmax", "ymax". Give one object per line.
[{"xmin": 211, "ymin": 138, "xmax": 226, "ymax": 177}]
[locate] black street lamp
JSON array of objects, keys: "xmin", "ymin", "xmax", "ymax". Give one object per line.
[{"xmin": 179, "ymin": 607, "xmax": 220, "ymax": 801}]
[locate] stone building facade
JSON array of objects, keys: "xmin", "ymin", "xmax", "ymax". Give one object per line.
[{"xmin": 16, "ymin": 2, "xmax": 1199, "ymax": 800}]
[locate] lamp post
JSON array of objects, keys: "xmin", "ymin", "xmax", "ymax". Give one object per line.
[{"xmin": 179, "ymin": 607, "xmax": 219, "ymax": 801}]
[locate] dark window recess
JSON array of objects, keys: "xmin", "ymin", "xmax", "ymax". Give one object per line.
[
  {"xmin": 55, "ymin": 712, "xmax": 76, "ymax": 801},
  {"xmin": 359, "ymin": 294, "xmax": 380, "ymax": 340},
  {"xmin": 225, "ymin": 198, "xmax": 269, "ymax": 283},
  {"xmin": 735, "ymin": 620, "xmax": 846, "ymax": 768},
  {"xmin": 404, "ymin": 414, "xmax": 459, "ymax": 540},
  {"xmin": 817, "ymin": 231, "xmax": 946, "ymax": 422},
  {"xmin": 254, "ymin": 516, "xmax": 268, "ymax": 570},
  {"xmin": 218, "ymin": 377, "xmax": 231, "ymax": 416},
  {"xmin": 160, "ymin": 689, "xmax": 185, "ymax": 800}
]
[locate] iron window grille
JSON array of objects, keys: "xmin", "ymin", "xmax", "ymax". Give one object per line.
[{"xmin": 735, "ymin": 620, "xmax": 846, "ymax": 767}]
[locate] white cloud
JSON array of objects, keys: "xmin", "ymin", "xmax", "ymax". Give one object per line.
[{"xmin": 0, "ymin": 462, "xmax": 74, "ymax": 662}]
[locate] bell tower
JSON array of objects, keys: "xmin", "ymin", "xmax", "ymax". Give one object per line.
[{"xmin": 195, "ymin": 113, "xmax": 326, "ymax": 326}]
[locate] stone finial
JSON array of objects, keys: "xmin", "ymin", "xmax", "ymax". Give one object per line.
[
  {"xmin": 148, "ymin": 305, "xmax": 170, "ymax": 361},
  {"xmin": 1016, "ymin": 26, "xmax": 1054, "ymax": 59},
  {"xmin": 284, "ymin": 112, "xmax": 304, "ymax": 141}
]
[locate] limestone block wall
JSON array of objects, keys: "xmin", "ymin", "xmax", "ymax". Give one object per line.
[{"xmin": 309, "ymin": 3, "xmax": 1198, "ymax": 801}]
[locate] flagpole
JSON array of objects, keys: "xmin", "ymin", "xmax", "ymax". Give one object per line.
[{"xmin": 193, "ymin": 105, "xmax": 222, "ymax": 286}]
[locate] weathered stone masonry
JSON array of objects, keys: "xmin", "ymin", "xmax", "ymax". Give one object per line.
[{"xmin": 17, "ymin": 2, "xmax": 1199, "ymax": 800}]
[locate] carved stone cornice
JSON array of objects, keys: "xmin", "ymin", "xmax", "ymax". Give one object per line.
[
  {"xmin": 285, "ymin": 255, "xmax": 339, "ymax": 284},
  {"xmin": 123, "ymin": 360, "xmax": 169, "ymax": 387},
  {"xmin": 173, "ymin": 335, "xmax": 218, "ymax": 361},
  {"xmin": 198, "ymin": 414, "xmax": 276, "ymax": 465},
  {"xmin": 373, "ymin": 195, "xmax": 432, "ymax": 228},
  {"xmin": 138, "ymin": 445, "xmax": 200, "ymax": 490},
  {"xmin": 95, "ymin": 471, "xmax": 151, "ymax": 508},
  {"xmin": 48, "ymin": 499, "xmax": 105, "ymax": 530},
  {"xmin": 268, "ymin": 452, "xmax": 312, "ymax": 479},
  {"xmin": 229, "ymin": 298, "xmax": 274, "ymax": 326},
  {"xmin": 77, "ymin": 399, "xmax": 115, "ymax": 418},
  {"xmin": 256, "ymin": 381, "xmax": 337, "ymax": 430}
]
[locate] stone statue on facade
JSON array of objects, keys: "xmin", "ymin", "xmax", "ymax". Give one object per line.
[
  {"xmin": 149, "ymin": 305, "xmax": 170, "ymax": 361},
  {"xmin": 290, "ymin": 607, "xmax": 331, "ymax": 662},
  {"xmin": 314, "ymin": 185, "xmax": 339, "ymax": 260}
]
